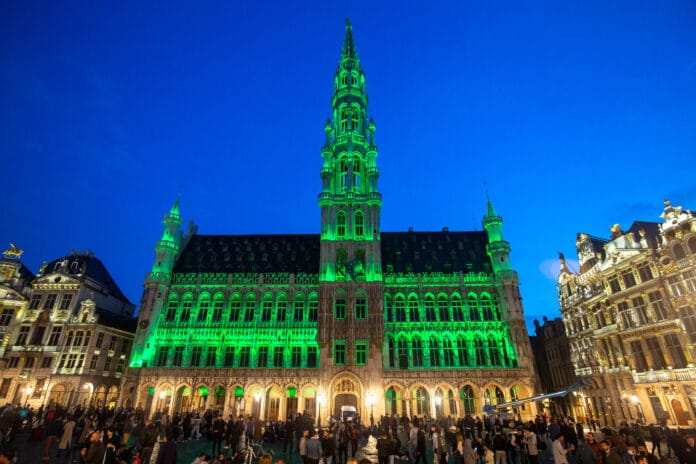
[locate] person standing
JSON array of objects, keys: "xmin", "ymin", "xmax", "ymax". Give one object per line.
[
  {"xmin": 300, "ymin": 428, "xmax": 310, "ymax": 464},
  {"xmin": 577, "ymin": 439, "xmax": 598, "ymax": 464},
  {"xmin": 552, "ymin": 434, "xmax": 574, "ymax": 464},
  {"xmin": 57, "ymin": 415, "xmax": 76, "ymax": 460},
  {"xmin": 601, "ymin": 441, "xmax": 621, "ymax": 464},
  {"xmin": 156, "ymin": 431, "xmax": 178, "ymax": 464},
  {"xmin": 523, "ymin": 427, "xmax": 539, "ymax": 464},
  {"xmin": 306, "ymin": 429, "xmax": 324, "ymax": 464},
  {"xmin": 81, "ymin": 431, "xmax": 106, "ymax": 464},
  {"xmin": 492, "ymin": 428, "xmax": 508, "ymax": 464}
]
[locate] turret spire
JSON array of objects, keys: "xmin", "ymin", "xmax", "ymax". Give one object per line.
[{"xmin": 340, "ymin": 18, "xmax": 359, "ymax": 69}]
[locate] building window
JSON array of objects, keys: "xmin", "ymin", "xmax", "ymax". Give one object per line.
[
  {"xmin": 197, "ymin": 296, "xmax": 210, "ymax": 322},
  {"xmin": 0, "ymin": 309, "xmax": 13, "ymax": 326},
  {"xmin": 206, "ymin": 347, "xmax": 216, "ymax": 367},
  {"xmin": 89, "ymin": 355, "xmax": 98, "ymax": 370},
  {"xmin": 355, "ymin": 295, "xmax": 367, "ymax": 319},
  {"xmin": 664, "ymin": 333, "xmax": 687, "ymax": 368},
  {"xmin": 103, "ymin": 357, "xmax": 112, "ymax": 371},
  {"xmin": 191, "ymin": 347, "xmax": 203, "ymax": 367},
  {"xmin": 337, "ymin": 211, "xmax": 346, "ymax": 238},
  {"xmin": 684, "ymin": 270, "xmax": 696, "ymax": 293},
  {"xmin": 155, "ymin": 347, "xmax": 169, "ymax": 367},
  {"xmin": 451, "ymin": 296, "xmax": 463, "ymax": 321},
  {"xmin": 291, "ymin": 347, "xmax": 302, "ymax": 367},
  {"xmin": 394, "ymin": 295, "xmax": 405, "ymax": 322},
  {"xmin": 618, "ymin": 302, "xmax": 633, "ymax": 329},
  {"xmin": 308, "ymin": 296, "xmax": 318, "ymax": 322},
  {"xmin": 239, "ymin": 347, "xmax": 251, "ymax": 367},
  {"xmin": 622, "ymin": 270, "xmax": 637, "ymax": 288},
  {"xmin": 96, "ymin": 333, "xmax": 104, "ymax": 348},
  {"xmin": 397, "ymin": 339, "xmax": 409, "ymax": 369},
  {"xmin": 648, "ymin": 291, "xmax": 668, "ymax": 321},
  {"xmin": 487, "ymin": 336, "xmax": 501, "ymax": 366},
  {"xmin": 165, "ymin": 298, "xmax": 178, "ymax": 321},
  {"xmin": 438, "ymin": 295, "xmax": 450, "ymax": 321},
  {"xmin": 84, "ymin": 331, "xmax": 92, "ymax": 347},
  {"xmin": 43, "ymin": 293, "xmax": 57, "ymax": 310},
  {"xmin": 15, "ymin": 326, "xmax": 30, "ymax": 345},
  {"xmin": 59, "ymin": 294, "xmax": 73, "ymax": 310},
  {"xmin": 645, "ymin": 337, "xmax": 667, "ymax": 370},
  {"xmin": 7, "ymin": 358, "xmax": 19, "ymax": 368},
  {"xmin": 481, "ymin": 294, "xmax": 494, "ymax": 321},
  {"xmin": 608, "ymin": 277, "xmax": 622, "ymax": 293},
  {"xmin": 224, "ymin": 347, "xmax": 235, "ymax": 367},
  {"xmin": 25, "ymin": 357, "xmax": 36, "ymax": 368},
  {"xmin": 108, "ymin": 337, "xmax": 117, "ymax": 351},
  {"xmin": 637, "ymin": 262, "xmax": 653, "ymax": 283},
  {"xmin": 354, "ymin": 211, "xmax": 364, "ymax": 237},
  {"xmin": 355, "ymin": 341, "xmax": 367, "ymax": 365},
  {"xmin": 630, "ymin": 341, "xmax": 649, "ymax": 371},
  {"xmin": 0, "ymin": 379, "xmax": 11, "ymax": 398},
  {"xmin": 457, "ymin": 337, "xmax": 469, "ymax": 366},
  {"xmin": 668, "ymin": 276, "xmax": 686, "ymax": 297},
  {"xmin": 307, "ymin": 346, "xmax": 318, "ymax": 368},
  {"xmin": 261, "ymin": 295, "xmax": 273, "ymax": 322},
  {"xmin": 412, "ymin": 337, "xmax": 424, "ymax": 367},
  {"xmin": 28, "ymin": 294, "xmax": 41, "ymax": 310},
  {"xmin": 273, "ymin": 347, "xmax": 284, "ymax": 367},
  {"xmin": 41, "ymin": 357, "xmax": 53, "ymax": 368},
  {"xmin": 293, "ymin": 297, "xmax": 305, "ymax": 322},
  {"xmin": 172, "ymin": 347, "xmax": 184, "ymax": 367},
  {"xmin": 474, "ymin": 337, "xmax": 486, "ymax": 365},
  {"xmin": 244, "ymin": 295, "xmax": 256, "ymax": 322},
  {"xmin": 424, "ymin": 295, "xmax": 436, "ymax": 321},
  {"xmin": 230, "ymin": 295, "xmax": 242, "ymax": 322},
  {"xmin": 429, "ymin": 337, "xmax": 441, "ymax": 367},
  {"xmin": 681, "ymin": 307, "xmax": 696, "ymax": 343},
  {"xmin": 408, "ymin": 295, "xmax": 420, "ymax": 322},
  {"xmin": 334, "ymin": 340, "xmax": 346, "ymax": 365},
  {"xmin": 334, "ymin": 296, "xmax": 347, "ymax": 319},
  {"xmin": 116, "ymin": 359, "xmax": 125, "ymax": 373},
  {"xmin": 277, "ymin": 295, "xmax": 287, "ymax": 322},
  {"xmin": 468, "ymin": 294, "xmax": 480, "ymax": 321},
  {"xmin": 257, "ymin": 347, "xmax": 269, "ymax": 367},
  {"xmin": 74, "ymin": 331, "xmax": 84, "ymax": 347},
  {"xmin": 212, "ymin": 296, "xmax": 224, "ymax": 322},
  {"xmin": 180, "ymin": 299, "xmax": 193, "ymax": 322},
  {"xmin": 443, "ymin": 337, "xmax": 455, "ymax": 367}
]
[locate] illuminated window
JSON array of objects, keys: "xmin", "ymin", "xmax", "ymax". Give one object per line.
[
  {"xmin": 15, "ymin": 326, "xmax": 30, "ymax": 345},
  {"xmin": 408, "ymin": 295, "xmax": 420, "ymax": 322},
  {"xmin": 394, "ymin": 294, "xmax": 406, "ymax": 322},
  {"xmin": 74, "ymin": 331, "xmax": 84, "ymax": 347},
  {"xmin": 293, "ymin": 295, "xmax": 305, "ymax": 322},
  {"xmin": 28, "ymin": 294, "xmax": 41, "ymax": 310},
  {"xmin": 337, "ymin": 211, "xmax": 347, "ymax": 237},
  {"xmin": 461, "ymin": 386, "xmax": 476, "ymax": 415},
  {"xmin": 43, "ymin": 293, "xmax": 57, "ymax": 310},
  {"xmin": 443, "ymin": 337, "xmax": 455, "ymax": 367},
  {"xmin": 354, "ymin": 211, "xmax": 364, "ymax": 236},
  {"xmin": 481, "ymin": 294, "xmax": 493, "ymax": 321},
  {"xmin": 59, "ymin": 294, "xmax": 73, "ymax": 310},
  {"xmin": 180, "ymin": 297, "xmax": 193, "ymax": 322},
  {"xmin": 155, "ymin": 346, "xmax": 169, "ymax": 367},
  {"xmin": 165, "ymin": 296, "xmax": 178, "ymax": 321},
  {"xmin": 244, "ymin": 294, "xmax": 256, "ymax": 322},
  {"xmin": 664, "ymin": 333, "xmax": 687, "ymax": 368},
  {"xmin": 47, "ymin": 327, "xmax": 61, "ymax": 346},
  {"xmin": 645, "ymin": 337, "xmax": 666, "ymax": 370},
  {"xmin": 307, "ymin": 295, "xmax": 318, "ymax": 322},
  {"xmin": 262, "ymin": 294, "xmax": 273, "ymax": 322},
  {"xmin": 608, "ymin": 276, "xmax": 621, "ymax": 293},
  {"xmin": 618, "ymin": 301, "xmax": 633, "ymax": 329},
  {"xmin": 291, "ymin": 347, "xmax": 302, "ymax": 367},
  {"xmin": 387, "ymin": 337, "xmax": 396, "ymax": 368},
  {"xmin": 397, "ymin": 338, "xmax": 408, "ymax": 369},
  {"xmin": 437, "ymin": 295, "xmax": 449, "ymax": 321},
  {"xmin": 206, "ymin": 347, "xmax": 216, "ymax": 367},
  {"xmin": 412, "ymin": 336, "xmax": 423, "ymax": 367},
  {"xmin": 632, "ymin": 297, "xmax": 648, "ymax": 325},
  {"xmin": 229, "ymin": 294, "xmax": 242, "ymax": 322},
  {"xmin": 334, "ymin": 340, "xmax": 346, "ymax": 365},
  {"xmin": 622, "ymin": 270, "xmax": 637, "ymax": 288},
  {"xmin": 335, "ymin": 294, "xmax": 347, "ymax": 319},
  {"xmin": 191, "ymin": 347, "xmax": 202, "ymax": 367},
  {"xmin": 257, "ymin": 346, "xmax": 268, "ymax": 367},
  {"xmin": 197, "ymin": 295, "xmax": 210, "ymax": 322},
  {"xmin": 415, "ymin": 387, "xmax": 429, "ymax": 415},
  {"xmin": 468, "ymin": 294, "xmax": 480, "ymax": 321},
  {"xmin": 172, "ymin": 347, "xmax": 184, "ymax": 367},
  {"xmin": 684, "ymin": 270, "xmax": 696, "ymax": 293},
  {"xmin": 385, "ymin": 294, "xmax": 393, "ymax": 322},
  {"xmin": 457, "ymin": 337, "xmax": 469, "ymax": 366},
  {"xmin": 307, "ymin": 346, "xmax": 318, "ymax": 367},
  {"xmin": 277, "ymin": 294, "xmax": 287, "ymax": 322},
  {"xmin": 474, "ymin": 337, "xmax": 486, "ymax": 365},
  {"xmin": 637, "ymin": 262, "xmax": 653, "ymax": 282},
  {"xmin": 239, "ymin": 347, "xmax": 251, "ymax": 367},
  {"xmin": 451, "ymin": 295, "xmax": 463, "ymax": 321},
  {"xmin": 42, "ymin": 357, "xmax": 53, "ymax": 369},
  {"xmin": 488, "ymin": 336, "xmax": 501, "ymax": 366},
  {"xmin": 648, "ymin": 291, "xmax": 667, "ymax": 320},
  {"xmin": 356, "ymin": 341, "xmax": 367, "ymax": 365},
  {"xmin": 224, "ymin": 347, "xmax": 235, "ymax": 367},
  {"xmin": 212, "ymin": 295, "xmax": 224, "ymax": 322},
  {"xmin": 273, "ymin": 347, "xmax": 284, "ymax": 367},
  {"xmin": 355, "ymin": 294, "xmax": 367, "ymax": 319},
  {"xmin": 425, "ymin": 295, "xmax": 436, "ymax": 321},
  {"xmin": 429, "ymin": 336, "xmax": 441, "ymax": 367}
]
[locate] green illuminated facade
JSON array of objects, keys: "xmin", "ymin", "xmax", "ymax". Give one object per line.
[{"xmin": 122, "ymin": 20, "xmax": 536, "ymax": 422}]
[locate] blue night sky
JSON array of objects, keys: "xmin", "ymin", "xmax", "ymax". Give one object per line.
[{"xmin": 2, "ymin": 1, "xmax": 695, "ymax": 331}]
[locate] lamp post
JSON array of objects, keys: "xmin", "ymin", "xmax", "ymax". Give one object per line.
[
  {"xmin": 367, "ymin": 393, "xmax": 376, "ymax": 427},
  {"xmin": 317, "ymin": 392, "xmax": 326, "ymax": 428},
  {"xmin": 434, "ymin": 394, "xmax": 442, "ymax": 420},
  {"xmin": 24, "ymin": 385, "xmax": 34, "ymax": 407}
]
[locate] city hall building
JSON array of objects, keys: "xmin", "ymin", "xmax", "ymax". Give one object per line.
[{"xmin": 121, "ymin": 21, "xmax": 536, "ymax": 422}]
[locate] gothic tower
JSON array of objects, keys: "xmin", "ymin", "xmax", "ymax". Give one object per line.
[{"xmin": 318, "ymin": 19, "xmax": 384, "ymax": 399}]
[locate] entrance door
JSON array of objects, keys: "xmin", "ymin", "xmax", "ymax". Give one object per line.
[
  {"xmin": 268, "ymin": 398, "xmax": 280, "ymax": 421},
  {"xmin": 286, "ymin": 397, "xmax": 298, "ymax": 420},
  {"xmin": 334, "ymin": 393, "xmax": 358, "ymax": 418}
]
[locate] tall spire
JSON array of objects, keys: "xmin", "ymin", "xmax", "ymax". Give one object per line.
[{"xmin": 340, "ymin": 18, "xmax": 360, "ymax": 69}]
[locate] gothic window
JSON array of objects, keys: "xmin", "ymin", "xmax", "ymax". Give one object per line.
[
  {"xmin": 229, "ymin": 294, "xmax": 242, "ymax": 322},
  {"xmin": 206, "ymin": 347, "xmax": 216, "ymax": 367},
  {"xmin": 355, "ymin": 340, "xmax": 367, "ymax": 365},
  {"xmin": 257, "ymin": 346, "xmax": 269, "ymax": 367},
  {"xmin": 408, "ymin": 295, "xmax": 420, "ymax": 322},
  {"xmin": 273, "ymin": 347, "xmax": 284, "ymax": 367},
  {"xmin": 664, "ymin": 333, "xmax": 687, "ymax": 368},
  {"xmin": 443, "ymin": 337, "xmax": 455, "ymax": 367},
  {"xmin": 495, "ymin": 387, "xmax": 505, "ymax": 404},
  {"xmin": 468, "ymin": 294, "xmax": 480, "ymax": 321},
  {"xmin": 387, "ymin": 336, "xmax": 396, "ymax": 368},
  {"xmin": 491, "ymin": 296, "xmax": 500, "ymax": 320},
  {"xmin": 293, "ymin": 294, "xmax": 305, "ymax": 322},
  {"xmin": 307, "ymin": 346, "xmax": 318, "ymax": 367},
  {"xmin": 353, "ymin": 159, "xmax": 362, "ymax": 188},
  {"xmin": 212, "ymin": 294, "xmax": 224, "ymax": 322},
  {"xmin": 474, "ymin": 336, "xmax": 486, "ymax": 365},
  {"xmin": 412, "ymin": 336, "xmax": 424, "ymax": 367},
  {"xmin": 334, "ymin": 292, "xmax": 347, "ymax": 319},
  {"xmin": 224, "ymin": 347, "xmax": 235, "ymax": 367},
  {"xmin": 437, "ymin": 294, "xmax": 450, "ymax": 321},
  {"xmin": 180, "ymin": 296, "xmax": 193, "ymax": 322},
  {"xmin": 336, "ymin": 247, "xmax": 347, "ymax": 280},
  {"xmin": 155, "ymin": 346, "xmax": 169, "ymax": 367},
  {"xmin": 243, "ymin": 294, "xmax": 256, "ymax": 322},
  {"xmin": 425, "ymin": 294, "xmax": 436, "ymax": 321},
  {"xmin": 191, "ymin": 347, "xmax": 202, "ymax": 367},
  {"xmin": 308, "ymin": 294, "xmax": 318, "ymax": 322},
  {"xmin": 461, "ymin": 385, "xmax": 476, "ymax": 415},
  {"xmin": 414, "ymin": 387, "xmax": 430, "ymax": 415},
  {"xmin": 261, "ymin": 294, "xmax": 273, "ymax": 322},
  {"xmin": 291, "ymin": 347, "xmax": 302, "ymax": 367},
  {"xmin": 354, "ymin": 210, "xmax": 364, "ymax": 237},
  {"xmin": 385, "ymin": 294, "xmax": 393, "ymax": 322},
  {"xmin": 355, "ymin": 292, "xmax": 367, "ymax": 319},
  {"xmin": 165, "ymin": 295, "xmax": 178, "ymax": 321},
  {"xmin": 277, "ymin": 294, "xmax": 288, "ymax": 322},
  {"xmin": 397, "ymin": 338, "xmax": 409, "ymax": 369},
  {"xmin": 457, "ymin": 336, "xmax": 469, "ymax": 366},
  {"xmin": 197, "ymin": 294, "xmax": 210, "ymax": 322},
  {"xmin": 239, "ymin": 347, "xmax": 251, "ymax": 367},
  {"xmin": 429, "ymin": 336, "xmax": 441, "ymax": 367},
  {"xmin": 172, "ymin": 346, "xmax": 184, "ymax": 367},
  {"xmin": 334, "ymin": 339, "xmax": 346, "ymax": 365},
  {"xmin": 481, "ymin": 294, "xmax": 494, "ymax": 321},
  {"xmin": 645, "ymin": 337, "xmax": 666, "ymax": 370},
  {"xmin": 340, "ymin": 108, "xmax": 349, "ymax": 132},
  {"xmin": 394, "ymin": 294, "xmax": 406, "ymax": 322},
  {"xmin": 487, "ymin": 335, "xmax": 501, "ymax": 366},
  {"xmin": 337, "ymin": 211, "xmax": 347, "ymax": 238}
]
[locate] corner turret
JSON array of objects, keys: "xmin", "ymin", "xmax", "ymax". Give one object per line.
[
  {"xmin": 483, "ymin": 198, "xmax": 512, "ymax": 274},
  {"xmin": 150, "ymin": 199, "xmax": 183, "ymax": 277}
]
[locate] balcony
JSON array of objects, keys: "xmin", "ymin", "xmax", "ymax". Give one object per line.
[{"xmin": 633, "ymin": 366, "xmax": 696, "ymax": 384}]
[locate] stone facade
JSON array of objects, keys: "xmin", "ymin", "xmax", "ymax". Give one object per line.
[{"xmin": 558, "ymin": 200, "xmax": 696, "ymax": 426}]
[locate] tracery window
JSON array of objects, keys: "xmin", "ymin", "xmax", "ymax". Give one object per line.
[
  {"xmin": 474, "ymin": 336, "xmax": 486, "ymax": 365},
  {"xmin": 457, "ymin": 336, "xmax": 469, "ymax": 366},
  {"xmin": 229, "ymin": 294, "xmax": 242, "ymax": 322},
  {"xmin": 337, "ymin": 211, "xmax": 347, "ymax": 238},
  {"xmin": 261, "ymin": 294, "xmax": 273, "ymax": 322},
  {"xmin": 354, "ymin": 210, "xmax": 364, "ymax": 237},
  {"xmin": 468, "ymin": 294, "xmax": 480, "ymax": 321},
  {"xmin": 408, "ymin": 295, "xmax": 420, "ymax": 322},
  {"xmin": 243, "ymin": 294, "xmax": 256, "ymax": 322},
  {"xmin": 212, "ymin": 294, "xmax": 224, "ymax": 322},
  {"xmin": 412, "ymin": 336, "xmax": 424, "ymax": 367},
  {"xmin": 443, "ymin": 336, "xmax": 455, "ymax": 367},
  {"xmin": 197, "ymin": 294, "xmax": 210, "ymax": 322},
  {"xmin": 425, "ymin": 295, "xmax": 436, "ymax": 321},
  {"xmin": 394, "ymin": 294, "xmax": 406, "ymax": 322},
  {"xmin": 437, "ymin": 294, "xmax": 450, "ymax": 321},
  {"xmin": 451, "ymin": 294, "xmax": 463, "ymax": 321},
  {"xmin": 276, "ymin": 294, "xmax": 287, "ymax": 322},
  {"xmin": 293, "ymin": 294, "xmax": 305, "ymax": 322},
  {"xmin": 487, "ymin": 335, "xmax": 501, "ymax": 366},
  {"xmin": 180, "ymin": 296, "xmax": 193, "ymax": 322},
  {"xmin": 429, "ymin": 336, "xmax": 441, "ymax": 367},
  {"xmin": 481, "ymin": 294, "xmax": 494, "ymax": 321}
]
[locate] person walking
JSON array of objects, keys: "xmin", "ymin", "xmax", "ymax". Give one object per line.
[{"xmin": 57, "ymin": 415, "xmax": 76, "ymax": 460}]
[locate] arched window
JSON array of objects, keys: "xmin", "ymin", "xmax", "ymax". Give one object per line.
[
  {"xmin": 443, "ymin": 336, "xmax": 455, "ymax": 367},
  {"xmin": 688, "ymin": 237, "xmax": 696, "ymax": 255},
  {"xmin": 340, "ymin": 108, "xmax": 349, "ymax": 132},
  {"xmin": 451, "ymin": 294, "xmax": 463, "ymax": 321},
  {"xmin": 429, "ymin": 336, "xmax": 441, "ymax": 367},
  {"xmin": 674, "ymin": 244, "xmax": 687, "ymax": 260},
  {"xmin": 353, "ymin": 159, "xmax": 362, "ymax": 188},
  {"xmin": 447, "ymin": 389, "xmax": 457, "ymax": 416},
  {"xmin": 397, "ymin": 337, "xmax": 409, "ymax": 369},
  {"xmin": 457, "ymin": 336, "xmax": 469, "ymax": 366},
  {"xmin": 261, "ymin": 293, "xmax": 273, "ymax": 322},
  {"xmin": 461, "ymin": 385, "xmax": 476, "ymax": 414},
  {"xmin": 307, "ymin": 293, "xmax": 318, "ymax": 322},
  {"xmin": 354, "ymin": 210, "xmax": 364, "ymax": 237},
  {"xmin": 334, "ymin": 290, "xmax": 347, "ymax": 319},
  {"xmin": 425, "ymin": 295, "xmax": 436, "ymax": 321},
  {"xmin": 394, "ymin": 294, "xmax": 406, "ymax": 322},
  {"xmin": 165, "ymin": 294, "xmax": 179, "ymax": 322},
  {"xmin": 386, "ymin": 387, "xmax": 398, "ymax": 414},
  {"xmin": 243, "ymin": 294, "xmax": 256, "ymax": 322},
  {"xmin": 336, "ymin": 248, "xmax": 347, "ymax": 281},
  {"xmin": 197, "ymin": 293, "xmax": 210, "ymax": 322},
  {"xmin": 468, "ymin": 294, "xmax": 480, "ymax": 321},
  {"xmin": 351, "ymin": 104, "xmax": 361, "ymax": 131},
  {"xmin": 293, "ymin": 293, "xmax": 305, "ymax": 322},
  {"xmin": 384, "ymin": 294, "xmax": 393, "ymax": 322},
  {"xmin": 408, "ymin": 295, "xmax": 420, "ymax": 322},
  {"xmin": 474, "ymin": 336, "xmax": 486, "ymax": 365},
  {"xmin": 180, "ymin": 294, "xmax": 193, "ymax": 322},
  {"xmin": 488, "ymin": 335, "xmax": 501, "ymax": 366},
  {"xmin": 276, "ymin": 294, "xmax": 287, "ymax": 322},
  {"xmin": 336, "ymin": 211, "xmax": 347, "ymax": 238},
  {"xmin": 229, "ymin": 293, "xmax": 242, "ymax": 322},
  {"xmin": 412, "ymin": 336, "xmax": 424, "ymax": 367},
  {"xmin": 212, "ymin": 293, "xmax": 224, "ymax": 322},
  {"xmin": 414, "ymin": 387, "xmax": 430, "ymax": 415},
  {"xmin": 387, "ymin": 336, "xmax": 396, "ymax": 368},
  {"xmin": 437, "ymin": 294, "xmax": 450, "ymax": 321},
  {"xmin": 481, "ymin": 294, "xmax": 493, "ymax": 321},
  {"xmin": 495, "ymin": 387, "xmax": 505, "ymax": 404}
]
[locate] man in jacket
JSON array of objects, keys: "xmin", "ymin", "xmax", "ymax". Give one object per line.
[
  {"xmin": 156, "ymin": 431, "xmax": 178, "ymax": 464},
  {"xmin": 601, "ymin": 440, "xmax": 622, "ymax": 464},
  {"xmin": 81, "ymin": 430, "xmax": 106, "ymax": 464}
]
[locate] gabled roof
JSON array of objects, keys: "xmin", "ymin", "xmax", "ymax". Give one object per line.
[
  {"xmin": 627, "ymin": 221, "xmax": 660, "ymax": 248},
  {"xmin": 174, "ymin": 230, "xmax": 491, "ymax": 275},
  {"xmin": 95, "ymin": 308, "xmax": 137, "ymax": 333}
]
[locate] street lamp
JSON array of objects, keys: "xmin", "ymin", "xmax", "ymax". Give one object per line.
[
  {"xmin": 367, "ymin": 393, "xmax": 376, "ymax": 427},
  {"xmin": 317, "ymin": 392, "xmax": 326, "ymax": 428},
  {"xmin": 24, "ymin": 385, "xmax": 34, "ymax": 407},
  {"xmin": 434, "ymin": 394, "xmax": 442, "ymax": 419}
]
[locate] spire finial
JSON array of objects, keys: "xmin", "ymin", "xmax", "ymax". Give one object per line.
[
  {"xmin": 483, "ymin": 180, "xmax": 496, "ymax": 216},
  {"xmin": 345, "ymin": 17, "xmax": 351, "ymax": 28}
]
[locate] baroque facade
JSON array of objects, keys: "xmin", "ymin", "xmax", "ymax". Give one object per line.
[
  {"xmin": 558, "ymin": 200, "xmax": 696, "ymax": 426},
  {"xmin": 0, "ymin": 248, "xmax": 136, "ymax": 408},
  {"xmin": 122, "ymin": 20, "xmax": 536, "ymax": 423}
]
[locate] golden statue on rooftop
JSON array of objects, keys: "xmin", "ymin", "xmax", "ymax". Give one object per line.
[{"xmin": 2, "ymin": 243, "xmax": 24, "ymax": 259}]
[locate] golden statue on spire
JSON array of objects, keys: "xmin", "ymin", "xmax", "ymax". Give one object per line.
[{"xmin": 2, "ymin": 243, "xmax": 24, "ymax": 259}]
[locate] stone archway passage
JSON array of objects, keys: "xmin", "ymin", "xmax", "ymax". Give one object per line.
[{"xmin": 334, "ymin": 393, "xmax": 358, "ymax": 418}]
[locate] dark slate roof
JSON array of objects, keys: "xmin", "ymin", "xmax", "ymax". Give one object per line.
[
  {"xmin": 96, "ymin": 308, "xmax": 137, "ymax": 333},
  {"xmin": 175, "ymin": 230, "xmax": 491, "ymax": 274},
  {"xmin": 17, "ymin": 262, "xmax": 35, "ymax": 281},
  {"xmin": 42, "ymin": 254, "xmax": 131, "ymax": 304},
  {"xmin": 628, "ymin": 221, "xmax": 661, "ymax": 248}
]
